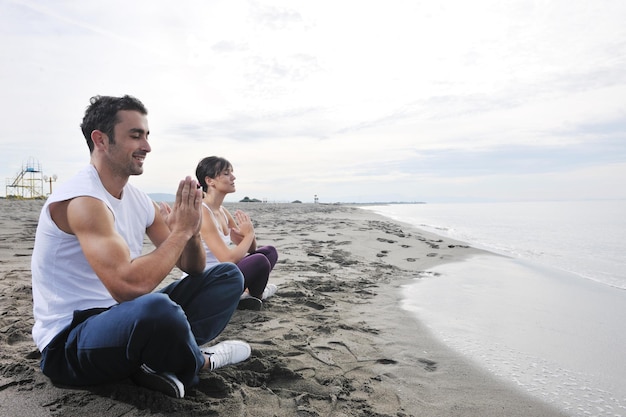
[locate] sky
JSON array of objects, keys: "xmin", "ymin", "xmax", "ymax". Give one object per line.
[{"xmin": 1, "ymin": 0, "xmax": 625, "ymax": 203}]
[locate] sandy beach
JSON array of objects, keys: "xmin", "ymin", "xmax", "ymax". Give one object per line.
[{"xmin": 0, "ymin": 199, "xmax": 569, "ymax": 417}]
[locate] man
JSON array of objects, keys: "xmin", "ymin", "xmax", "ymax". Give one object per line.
[{"xmin": 31, "ymin": 95, "xmax": 250, "ymax": 399}]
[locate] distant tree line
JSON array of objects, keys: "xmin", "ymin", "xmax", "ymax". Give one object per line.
[
  {"xmin": 239, "ymin": 196, "xmax": 303, "ymax": 203},
  {"xmin": 239, "ymin": 196, "xmax": 262, "ymax": 203}
]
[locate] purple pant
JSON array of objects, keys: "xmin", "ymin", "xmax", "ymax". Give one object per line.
[{"xmin": 236, "ymin": 245, "xmax": 278, "ymax": 298}]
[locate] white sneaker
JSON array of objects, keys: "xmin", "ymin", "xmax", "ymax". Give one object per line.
[
  {"xmin": 201, "ymin": 340, "xmax": 251, "ymax": 371},
  {"xmin": 261, "ymin": 283, "xmax": 278, "ymax": 300}
]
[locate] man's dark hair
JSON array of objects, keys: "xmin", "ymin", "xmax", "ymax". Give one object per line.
[{"xmin": 80, "ymin": 95, "xmax": 148, "ymax": 153}]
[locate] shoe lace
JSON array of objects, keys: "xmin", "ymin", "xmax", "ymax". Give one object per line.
[{"xmin": 207, "ymin": 349, "xmax": 230, "ymax": 370}]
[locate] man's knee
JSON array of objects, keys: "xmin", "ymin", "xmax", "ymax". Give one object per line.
[
  {"xmin": 207, "ymin": 263, "xmax": 244, "ymax": 287},
  {"xmin": 133, "ymin": 294, "xmax": 189, "ymax": 333}
]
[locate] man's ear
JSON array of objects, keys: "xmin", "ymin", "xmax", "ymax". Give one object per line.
[{"xmin": 91, "ymin": 130, "xmax": 107, "ymax": 150}]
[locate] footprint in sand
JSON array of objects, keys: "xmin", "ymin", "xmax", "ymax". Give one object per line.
[
  {"xmin": 305, "ymin": 301, "xmax": 325, "ymax": 310},
  {"xmin": 418, "ymin": 358, "xmax": 438, "ymax": 372}
]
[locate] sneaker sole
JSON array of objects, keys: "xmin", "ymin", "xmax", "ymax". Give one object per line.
[
  {"xmin": 131, "ymin": 364, "xmax": 185, "ymax": 399},
  {"xmin": 238, "ymin": 297, "xmax": 262, "ymax": 311}
]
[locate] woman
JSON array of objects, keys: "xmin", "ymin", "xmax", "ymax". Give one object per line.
[{"xmin": 195, "ymin": 156, "xmax": 278, "ymax": 310}]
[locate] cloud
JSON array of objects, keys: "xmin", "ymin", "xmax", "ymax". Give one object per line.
[{"xmin": 2, "ymin": 0, "xmax": 626, "ymax": 202}]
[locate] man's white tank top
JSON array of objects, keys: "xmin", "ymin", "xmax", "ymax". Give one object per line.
[{"xmin": 31, "ymin": 165, "xmax": 155, "ymax": 351}]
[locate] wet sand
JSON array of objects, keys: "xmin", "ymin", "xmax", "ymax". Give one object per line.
[{"xmin": 0, "ymin": 199, "xmax": 568, "ymax": 416}]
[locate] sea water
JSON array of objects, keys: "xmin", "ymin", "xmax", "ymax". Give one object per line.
[{"xmin": 361, "ymin": 200, "xmax": 626, "ymax": 417}]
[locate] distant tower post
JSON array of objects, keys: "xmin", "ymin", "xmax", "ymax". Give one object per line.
[
  {"xmin": 43, "ymin": 174, "xmax": 58, "ymax": 195},
  {"xmin": 314, "ymin": 194, "xmax": 319, "ymax": 204}
]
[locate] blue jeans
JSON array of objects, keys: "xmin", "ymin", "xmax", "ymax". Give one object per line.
[{"xmin": 40, "ymin": 263, "xmax": 243, "ymax": 388}]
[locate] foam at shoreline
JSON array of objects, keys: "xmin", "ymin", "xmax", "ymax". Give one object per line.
[{"xmin": 402, "ymin": 254, "xmax": 626, "ymax": 417}]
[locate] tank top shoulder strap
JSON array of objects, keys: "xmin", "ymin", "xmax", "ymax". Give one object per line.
[{"xmin": 202, "ymin": 203, "xmax": 228, "ymax": 235}]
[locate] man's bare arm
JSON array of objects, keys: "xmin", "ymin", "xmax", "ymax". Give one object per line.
[
  {"xmin": 66, "ymin": 197, "xmax": 192, "ymax": 302},
  {"xmin": 148, "ymin": 179, "xmax": 205, "ymax": 274},
  {"xmin": 148, "ymin": 203, "xmax": 206, "ymax": 275},
  {"xmin": 57, "ymin": 177, "xmax": 203, "ymax": 302}
]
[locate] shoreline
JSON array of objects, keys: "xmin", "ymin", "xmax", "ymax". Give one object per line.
[
  {"xmin": 368, "ymin": 201, "xmax": 626, "ymax": 416},
  {"xmin": 403, "ymin": 254, "xmax": 626, "ymax": 417},
  {"xmin": 0, "ymin": 200, "xmax": 568, "ymax": 416}
]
